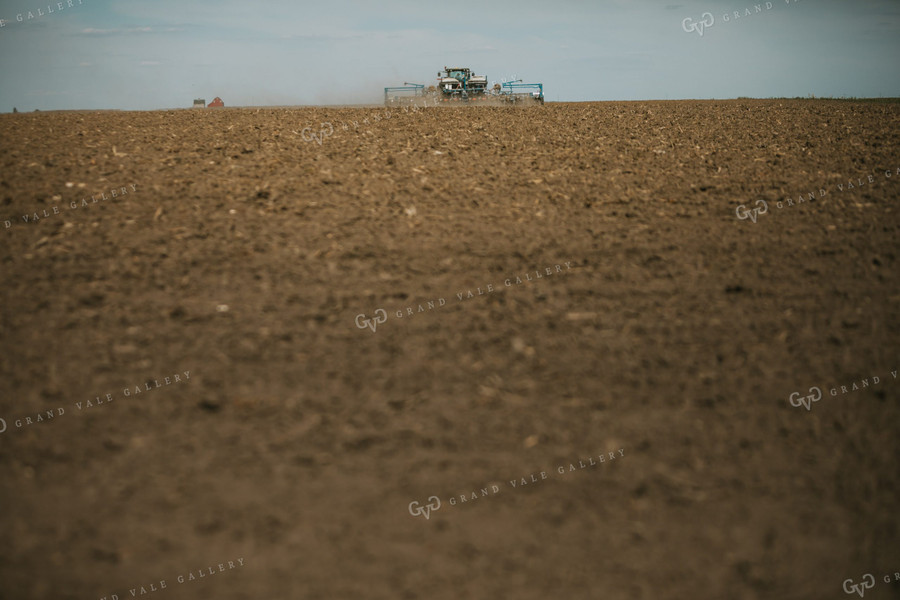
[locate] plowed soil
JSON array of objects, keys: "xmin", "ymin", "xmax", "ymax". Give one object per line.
[{"xmin": 1, "ymin": 99, "xmax": 899, "ymax": 600}]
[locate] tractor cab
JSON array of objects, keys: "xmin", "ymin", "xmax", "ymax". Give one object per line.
[{"xmin": 437, "ymin": 66, "xmax": 488, "ymax": 96}]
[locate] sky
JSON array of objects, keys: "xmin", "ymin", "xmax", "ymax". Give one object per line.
[{"xmin": 0, "ymin": 0, "xmax": 898, "ymax": 110}]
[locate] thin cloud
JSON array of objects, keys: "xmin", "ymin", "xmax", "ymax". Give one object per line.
[
  {"xmin": 279, "ymin": 33, "xmax": 364, "ymax": 41},
  {"xmin": 75, "ymin": 26, "xmax": 168, "ymax": 36}
]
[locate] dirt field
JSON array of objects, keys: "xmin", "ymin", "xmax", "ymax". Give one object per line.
[{"xmin": 1, "ymin": 99, "xmax": 899, "ymax": 600}]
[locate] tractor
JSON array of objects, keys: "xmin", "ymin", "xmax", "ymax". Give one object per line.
[
  {"xmin": 436, "ymin": 67, "xmax": 488, "ymax": 99},
  {"xmin": 383, "ymin": 67, "xmax": 543, "ymax": 106}
]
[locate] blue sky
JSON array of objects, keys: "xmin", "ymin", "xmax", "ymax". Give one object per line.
[{"xmin": 0, "ymin": 0, "xmax": 898, "ymax": 110}]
